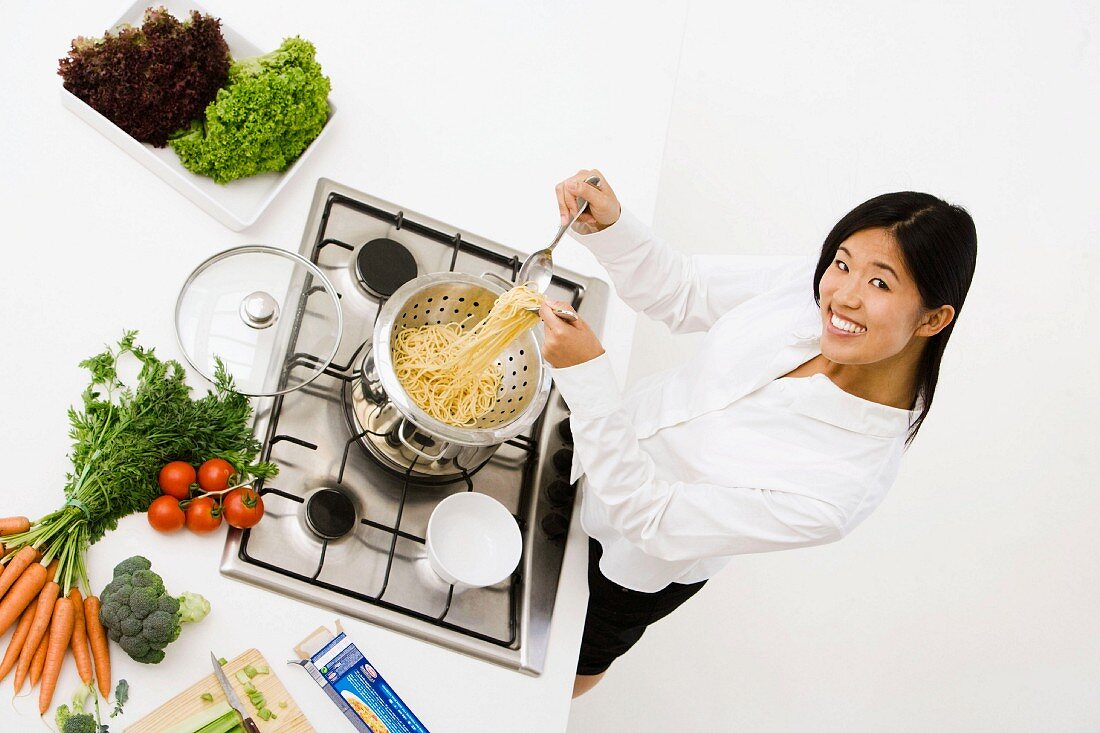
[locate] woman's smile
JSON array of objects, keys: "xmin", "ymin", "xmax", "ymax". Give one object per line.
[{"xmin": 825, "ymin": 308, "xmax": 867, "ymax": 336}]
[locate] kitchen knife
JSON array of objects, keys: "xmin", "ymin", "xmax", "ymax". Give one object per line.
[{"xmin": 210, "ymin": 652, "xmax": 262, "ymax": 733}]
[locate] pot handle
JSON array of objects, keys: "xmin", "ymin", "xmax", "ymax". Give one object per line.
[
  {"xmin": 481, "ymin": 271, "xmax": 514, "ymax": 290},
  {"xmin": 397, "ymin": 419, "xmax": 450, "ymax": 462}
]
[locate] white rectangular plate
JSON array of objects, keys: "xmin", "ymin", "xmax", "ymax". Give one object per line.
[{"xmin": 59, "ymin": 0, "xmax": 336, "ymax": 231}]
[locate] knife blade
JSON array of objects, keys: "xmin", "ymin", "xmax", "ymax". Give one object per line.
[{"xmin": 210, "ymin": 652, "xmax": 262, "ymax": 733}]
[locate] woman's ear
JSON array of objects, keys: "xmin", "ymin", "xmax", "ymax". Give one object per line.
[{"xmin": 916, "ymin": 304, "xmax": 955, "ymax": 338}]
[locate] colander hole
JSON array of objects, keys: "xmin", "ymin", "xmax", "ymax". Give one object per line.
[
  {"xmin": 520, "ymin": 349, "xmax": 525, "ymax": 355},
  {"xmin": 442, "ymin": 295, "xmax": 449, "ymax": 300},
  {"xmin": 522, "ymin": 365, "xmax": 528, "ymax": 371},
  {"xmin": 413, "ymin": 303, "xmax": 419, "ymax": 309},
  {"xmin": 511, "ymin": 371, "xmax": 516, "ymax": 376},
  {"xmin": 518, "ymin": 396, "xmax": 524, "ymax": 401},
  {"xmin": 439, "ymin": 307, "xmax": 445, "ymax": 312},
  {"xmin": 466, "ymin": 312, "xmax": 473, "ymax": 318},
  {"xmin": 522, "ymin": 381, "xmax": 527, "ymax": 386},
  {"xmin": 510, "ymin": 409, "xmax": 516, "ymax": 414},
  {"xmin": 413, "ymin": 314, "xmax": 418, "ymax": 320},
  {"xmin": 427, "ymin": 298, "xmax": 433, "ymax": 302},
  {"xmin": 458, "ymin": 297, "xmax": 465, "ymax": 302},
  {"xmin": 454, "ymin": 309, "xmax": 460, "ymax": 314},
  {"xmin": 473, "ymin": 302, "xmax": 480, "ymax": 307},
  {"xmin": 508, "ymin": 356, "xmax": 513, "ymax": 361}
]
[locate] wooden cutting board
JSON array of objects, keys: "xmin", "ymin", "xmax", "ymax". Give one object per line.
[{"xmin": 125, "ymin": 648, "xmax": 314, "ymax": 733}]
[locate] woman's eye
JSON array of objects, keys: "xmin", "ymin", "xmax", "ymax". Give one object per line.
[
  {"xmin": 835, "ymin": 259, "xmax": 847, "ymax": 271},
  {"xmin": 872, "ymin": 278, "xmax": 889, "ymax": 290}
]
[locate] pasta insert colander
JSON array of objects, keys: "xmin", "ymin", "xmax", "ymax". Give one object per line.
[{"xmin": 354, "ymin": 273, "xmax": 552, "ymax": 478}]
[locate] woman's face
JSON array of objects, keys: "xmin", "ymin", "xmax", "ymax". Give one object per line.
[{"xmin": 817, "ymin": 227, "xmax": 944, "ymax": 365}]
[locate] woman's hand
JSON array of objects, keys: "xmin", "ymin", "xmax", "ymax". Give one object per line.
[
  {"xmin": 539, "ymin": 300, "xmax": 605, "ymax": 368},
  {"xmin": 556, "ymin": 169, "xmax": 622, "ymax": 234}
]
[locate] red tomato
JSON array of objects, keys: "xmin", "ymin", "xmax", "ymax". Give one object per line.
[
  {"xmin": 223, "ymin": 488, "xmax": 265, "ymax": 529},
  {"xmin": 184, "ymin": 496, "xmax": 223, "ymax": 534},
  {"xmin": 158, "ymin": 461, "xmax": 196, "ymax": 500},
  {"xmin": 197, "ymin": 458, "xmax": 236, "ymax": 492},
  {"xmin": 147, "ymin": 495, "xmax": 185, "ymax": 533}
]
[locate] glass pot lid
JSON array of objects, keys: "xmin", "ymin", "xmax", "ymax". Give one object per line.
[{"xmin": 175, "ymin": 245, "xmax": 343, "ymax": 397}]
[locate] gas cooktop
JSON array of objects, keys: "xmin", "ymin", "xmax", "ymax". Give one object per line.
[{"xmin": 219, "ymin": 178, "xmax": 609, "ymax": 675}]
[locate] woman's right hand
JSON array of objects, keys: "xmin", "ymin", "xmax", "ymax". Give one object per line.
[{"xmin": 556, "ymin": 169, "xmax": 622, "ymax": 235}]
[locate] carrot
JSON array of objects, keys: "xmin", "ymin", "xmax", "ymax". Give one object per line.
[
  {"xmin": 0, "ymin": 546, "xmax": 38, "ymax": 601},
  {"xmin": 28, "ymin": 624, "xmax": 49, "ymax": 688},
  {"xmin": 0, "ymin": 597, "xmax": 38, "ymax": 682},
  {"xmin": 84, "ymin": 595, "xmax": 111, "ymax": 697},
  {"xmin": 14, "ymin": 579, "xmax": 59, "ymax": 692},
  {"xmin": 38, "ymin": 598, "xmax": 74, "ymax": 713},
  {"xmin": 0, "ymin": 560, "xmax": 47, "ymax": 636},
  {"xmin": 0, "ymin": 516, "xmax": 30, "ymax": 536},
  {"xmin": 68, "ymin": 588, "xmax": 93, "ymax": 684}
]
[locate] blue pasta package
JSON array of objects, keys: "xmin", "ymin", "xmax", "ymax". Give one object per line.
[{"xmin": 293, "ymin": 623, "xmax": 431, "ymax": 733}]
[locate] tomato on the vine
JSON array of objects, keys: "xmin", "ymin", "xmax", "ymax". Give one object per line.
[
  {"xmin": 197, "ymin": 458, "xmax": 235, "ymax": 492},
  {"xmin": 184, "ymin": 496, "xmax": 223, "ymax": 534},
  {"xmin": 147, "ymin": 495, "xmax": 185, "ymax": 533},
  {"xmin": 158, "ymin": 461, "xmax": 196, "ymax": 500},
  {"xmin": 223, "ymin": 488, "xmax": 265, "ymax": 529}
]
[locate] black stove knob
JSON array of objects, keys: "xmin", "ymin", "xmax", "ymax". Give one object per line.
[
  {"xmin": 552, "ymin": 448, "xmax": 573, "ymax": 476},
  {"xmin": 545, "ymin": 479, "xmax": 576, "ymax": 506},
  {"xmin": 557, "ymin": 418, "xmax": 573, "ymax": 444},
  {"xmin": 541, "ymin": 511, "xmax": 569, "ymax": 540}
]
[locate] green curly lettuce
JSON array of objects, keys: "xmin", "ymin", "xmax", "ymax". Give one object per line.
[{"xmin": 169, "ymin": 36, "xmax": 331, "ymax": 183}]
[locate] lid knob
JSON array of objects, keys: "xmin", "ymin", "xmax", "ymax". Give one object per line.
[{"xmin": 240, "ymin": 291, "xmax": 279, "ymax": 329}]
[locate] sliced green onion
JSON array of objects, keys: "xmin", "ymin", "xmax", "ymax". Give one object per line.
[
  {"xmin": 200, "ymin": 692, "xmax": 214, "ymax": 702},
  {"xmin": 234, "ymin": 670, "xmax": 250, "ymax": 685}
]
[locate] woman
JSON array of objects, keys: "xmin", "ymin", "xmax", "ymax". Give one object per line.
[{"xmin": 538, "ymin": 170, "xmax": 977, "ymax": 699}]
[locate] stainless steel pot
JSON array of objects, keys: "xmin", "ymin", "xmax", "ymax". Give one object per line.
[{"xmin": 349, "ymin": 272, "xmax": 551, "ymax": 482}]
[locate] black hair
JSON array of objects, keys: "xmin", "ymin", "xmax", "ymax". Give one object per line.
[{"xmin": 812, "ymin": 192, "xmax": 977, "ymax": 447}]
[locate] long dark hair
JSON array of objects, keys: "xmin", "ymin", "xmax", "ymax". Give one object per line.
[{"xmin": 812, "ymin": 192, "xmax": 977, "ymax": 447}]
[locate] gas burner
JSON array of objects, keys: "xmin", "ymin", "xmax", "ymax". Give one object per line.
[
  {"xmin": 354, "ymin": 238, "xmax": 418, "ymax": 298},
  {"xmin": 304, "ymin": 487, "xmax": 357, "ymax": 540}
]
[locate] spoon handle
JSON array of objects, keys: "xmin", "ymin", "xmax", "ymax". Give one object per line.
[{"xmin": 547, "ymin": 175, "xmax": 602, "ymax": 254}]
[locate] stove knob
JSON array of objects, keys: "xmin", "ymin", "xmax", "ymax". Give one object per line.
[
  {"xmin": 557, "ymin": 418, "xmax": 573, "ymax": 444},
  {"xmin": 545, "ymin": 479, "xmax": 576, "ymax": 506},
  {"xmin": 552, "ymin": 448, "xmax": 573, "ymax": 476},
  {"xmin": 541, "ymin": 511, "xmax": 569, "ymax": 540}
]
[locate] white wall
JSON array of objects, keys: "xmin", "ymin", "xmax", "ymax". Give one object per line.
[{"xmin": 569, "ymin": 1, "xmax": 1099, "ymax": 730}]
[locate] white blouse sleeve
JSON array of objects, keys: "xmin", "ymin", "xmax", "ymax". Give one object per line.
[
  {"xmin": 551, "ymin": 354, "xmax": 849, "ymax": 563},
  {"xmin": 570, "ymin": 210, "xmax": 815, "ymax": 334}
]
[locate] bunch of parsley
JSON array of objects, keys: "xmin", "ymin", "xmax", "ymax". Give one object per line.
[{"xmin": 1, "ymin": 332, "xmax": 276, "ymax": 595}]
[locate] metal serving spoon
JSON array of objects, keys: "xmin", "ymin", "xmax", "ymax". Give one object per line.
[{"xmin": 518, "ymin": 174, "xmax": 602, "ymax": 294}]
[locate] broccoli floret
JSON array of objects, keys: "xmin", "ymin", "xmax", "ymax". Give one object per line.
[
  {"xmin": 128, "ymin": 585, "xmax": 160, "ymax": 619},
  {"xmin": 62, "ymin": 714, "xmax": 99, "ymax": 733},
  {"xmin": 56, "ymin": 683, "xmax": 99, "ymax": 733},
  {"xmin": 99, "ymin": 556, "xmax": 210, "ymax": 664},
  {"xmin": 113, "ymin": 555, "xmax": 152, "ymax": 577},
  {"xmin": 169, "ymin": 36, "xmax": 331, "ymax": 183}
]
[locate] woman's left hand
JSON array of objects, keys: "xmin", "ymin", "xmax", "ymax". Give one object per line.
[{"xmin": 539, "ymin": 300, "xmax": 605, "ymax": 368}]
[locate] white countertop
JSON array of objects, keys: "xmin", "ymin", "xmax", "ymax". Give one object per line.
[{"xmin": 0, "ymin": 2, "xmax": 686, "ymax": 730}]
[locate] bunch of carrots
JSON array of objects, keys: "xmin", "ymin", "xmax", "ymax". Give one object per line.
[{"xmin": 0, "ymin": 516, "xmax": 111, "ymax": 716}]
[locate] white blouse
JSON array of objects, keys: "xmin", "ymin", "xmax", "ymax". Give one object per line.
[{"xmin": 549, "ymin": 210, "xmax": 919, "ymax": 592}]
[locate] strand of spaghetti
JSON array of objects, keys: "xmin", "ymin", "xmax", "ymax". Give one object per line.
[{"xmin": 393, "ymin": 284, "xmax": 544, "ymax": 426}]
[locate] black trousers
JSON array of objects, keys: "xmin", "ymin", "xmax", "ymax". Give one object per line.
[{"xmin": 576, "ymin": 537, "xmax": 709, "ymax": 676}]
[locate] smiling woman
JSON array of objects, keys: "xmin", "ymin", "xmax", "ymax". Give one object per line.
[{"xmin": 537, "ymin": 172, "xmax": 977, "ymax": 698}]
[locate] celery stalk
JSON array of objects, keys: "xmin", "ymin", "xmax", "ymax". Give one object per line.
[{"xmin": 160, "ymin": 700, "xmax": 241, "ymax": 733}]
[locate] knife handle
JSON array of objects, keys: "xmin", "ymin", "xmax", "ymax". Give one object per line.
[{"xmin": 242, "ymin": 718, "xmax": 262, "ymax": 733}]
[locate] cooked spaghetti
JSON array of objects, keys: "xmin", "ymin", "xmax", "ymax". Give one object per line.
[{"xmin": 393, "ymin": 283, "xmax": 544, "ymax": 427}]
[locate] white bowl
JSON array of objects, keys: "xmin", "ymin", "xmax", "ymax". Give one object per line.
[
  {"xmin": 58, "ymin": 0, "xmax": 336, "ymax": 231},
  {"xmin": 426, "ymin": 492, "xmax": 522, "ymax": 591}
]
